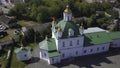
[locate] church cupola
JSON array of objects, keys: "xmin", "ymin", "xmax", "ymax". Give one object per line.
[
  {"xmin": 51, "ymin": 18, "xmax": 56, "ymax": 32},
  {"xmin": 57, "ymin": 27, "xmax": 62, "ymax": 38},
  {"xmin": 79, "ymin": 23, "xmax": 84, "ymax": 35},
  {"xmin": 68, "ymin": 28, "xmax": 74, "ymax": 37},
  {"xmin": 63, "ymin": 5, "xmax": 72, "ymax": 21}
]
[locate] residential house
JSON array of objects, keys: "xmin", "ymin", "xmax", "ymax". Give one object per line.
[
  {"xmin": 14, "ymin": 46, "xmax": 32, "ymax": 61},
  {"xmin": 0, "ymin": 15, "xmax": 17, "ymax": 28},
  {"xmin": 84, "ymin": 0, "xmax": 116, "ymax": 3}
]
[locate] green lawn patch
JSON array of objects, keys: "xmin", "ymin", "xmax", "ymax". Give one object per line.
[
  {"xmin": 10, "ymin": 53, "xmax": 27, "ymax": 68},
  {"xmin": 0, "ymin": 34, "xmax": 19, "ymax": 42},
  {"xmin": 18, "ymin": 20, "xmax": 39, "ymax": 27}
]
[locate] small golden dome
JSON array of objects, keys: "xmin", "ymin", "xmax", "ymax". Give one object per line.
[
  {"xmin": 52, "ymin": 17, "xmax": 56, "ymax": 24},
  {"xmin": 57, "ymin": 27, "xmax": 62, "ymax": 32},
  {"xmin": 20, "ymin": 31, "xmax": 24, "ymax": 36},
  {"xmin": 64, "ymin": 5, "xmax": 72, "ymax": 14},
  {"xmin": 20, "ymin": 44, "xmax": 25, "ymax": 50},
  {"xmin": 80, "ymin": 23, "xmax": 84, "ymax": 29}
]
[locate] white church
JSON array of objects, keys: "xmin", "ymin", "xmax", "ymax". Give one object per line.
[{"xmin": 39, "ymin": 5, "xmax": 120, "ymax": 64}]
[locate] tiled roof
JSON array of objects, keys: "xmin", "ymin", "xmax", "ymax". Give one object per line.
[
  {"xmin": 55, "ymin": 20, "xmax": 80, "ymax": 39},
  {"xmin": 48, "ymin": 51, "xmax": 61, "ymax": 57},
  {"xmin": 109, "ymin": 32, "xmax": 120, "ymax": 40},
  {"xmin": 84, "ymin": 31, "xmax": 112, "ymax": 47},
  {"xmin": 14, "ymin": 47, "xmax": 31, "ymax": 53},
  {"xmin": 39, "ymin": 38, "xmax": 57, "ymax": 51}
]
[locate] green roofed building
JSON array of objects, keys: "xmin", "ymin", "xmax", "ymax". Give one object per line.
[
  {"xmin": 39, "ymin": 5, "xmax": 120, "ymax": 64},
  {"xmin": 14, "ymin": 46, "xmax": 32, "ymax": 61}
]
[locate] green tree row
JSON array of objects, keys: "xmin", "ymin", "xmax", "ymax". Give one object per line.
[{"xmin": 8, "ymin": 0, "xmax": 116, "ymax": 24}]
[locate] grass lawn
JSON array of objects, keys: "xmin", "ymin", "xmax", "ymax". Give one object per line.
[
  {"xmin": 18, "ymin": 20, "xmax": 39, "ymax": 27},
  {"xmin": 0, "ymin": 34, "xmax": 19, "ymax": 42},
  {"xmin": 10, "ymin": 53, "xmax": 27, "ymax": 68},
  {"xmin": 0, "ymin": 53, "xmax": 7, "ymax": 68},
  {"xmin": 0, "ymin": 28, "xmax": 19, "ymax": 43},
  {"xmin": 0, "ymin": 42, "xmax": 37, "ymax": 68},
  {"xmin": 28, "ymin": 43, "xmax": 37, "ymax": 48}
]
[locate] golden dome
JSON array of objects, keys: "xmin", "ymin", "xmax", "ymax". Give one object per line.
[
  {"xmin": 64, "ymin": 5, "xmax": 72, "ymax": 14},
  {"xmin": 20, "ymin": 44, "xmax": 25, "ymax": 50},
  {"xmin": 20, "ymin": 31, "xmax": 24, "ymax": 36},
  {"xmin": 80, "ymin": 23, "xmax": 84, "ymax": 29},
  {"xmin": 57, "ymin": 27, "xmax": 62, "ymax": 32},
  {"xmin": 52, "ymin": 17, "xmax": 56, "ymax": 24}
]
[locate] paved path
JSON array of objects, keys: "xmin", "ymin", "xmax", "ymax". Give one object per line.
[{"xmin": 25, "ymin": 45, "xmax": 56, "ymax": 68}]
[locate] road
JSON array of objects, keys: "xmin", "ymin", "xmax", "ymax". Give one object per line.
[{"xmin": 25, "ymin": 47, "xmax": 120, "ymax": 68}]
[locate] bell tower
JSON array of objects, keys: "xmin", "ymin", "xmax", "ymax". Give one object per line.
[{"xmin": 63, "ymin": 5, "xmax": 72, "ymax": 21}]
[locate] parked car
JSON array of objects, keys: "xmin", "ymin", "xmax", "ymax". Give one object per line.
[
  {"xmin": 0, "ymin": 35, "xmax": 4, "ymax": 38},
  {"xmin": 0, "ymin": 25, "xmax": 2, "ymax": 28},
  {"xmin": 0, "ymin": 25, "xmax": 7, "ymax": 30}
]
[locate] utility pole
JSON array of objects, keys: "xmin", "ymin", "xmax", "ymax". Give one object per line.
[{"xmin": 5, "ymin": 38, "xmax": 16, "ymax": 68}]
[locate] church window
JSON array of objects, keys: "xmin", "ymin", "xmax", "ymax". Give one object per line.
[
  {"xmin": 90, "ymin": 49, "xmax": 93, "ymax": 52},
  {"xmin": 68, "ymin": 16, "xmax": 69, "ymax": 21},
  {"xmin": 84, "ymin": 50, "xmax": 86, "ymax": 53},
  {"xmin": 76, "ymin": 51, "xmax": 78, "ymax": 55},
  {"xmin": 102, "ymin": 47, "xmax": 105, "ymax": 50},
  {"xmin": 77, "ymin": 40, "xmax": 79, "ymax": 45},
  {"xmin": 97, "ymin": 48, "xmax": 99, "ymax": 51},
  {"xmin": 63, "ymin": 42, "xmax": 65, "ymax": 47},
  {"xmin": 24, "ymin": 54, "xmax": 27, "ymax": 57},
  {"xmin": 62, "ymin": 53, "xmax": 64, "ymax": 57},
  {"xmin": 52, "ymin": 58, "xmax": 54, "ymax": 62},
  {"xmin": 44, "ymin": 53, "xmax": 46, "ymax": 57},
  {"xmin": 70, "ymin": 41, "xmax": 72, "ymax": 46}
]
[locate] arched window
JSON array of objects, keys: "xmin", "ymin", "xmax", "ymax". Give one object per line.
[
  {"xmin": 77, "ymin": 40, "xmax": 79, "ymax": 45},
  {"xmin": 62, "ymin": 53, "xmax": 64, "ymax": 57},
  {"xmin": 68, "ymin": 28, "xmax": 74, "ymax": 36},
  {"xmin": 70, "ymin": 41, "xmax": 72, "ymax": 46},
  {"xmin": 63, "ymin": 42, "xmax": 65, "ymax": 47},
  {"xmin": 76, "ymin": 51, "xmax": 78, "ymax": 55}
]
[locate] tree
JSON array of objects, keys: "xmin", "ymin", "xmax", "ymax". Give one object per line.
[
  {"xmin": 8, "ymin": 3, "xmax": 27, "ymax": 19},
  {"xmin": 0, "ymin": 10, "xmax": 3, "ymax": 15},
  {"xmin": 23, "ymin": 29, "xmax": 35, "ymax": 43},
  {"xmin": 29, "ymin": 5, "xmax": 38, "ymax": 21},
  {"xmin": 106, "ymin": 9, "xmax": 119, "ymax": 19},
  {"xmin": 102, "ymin": 2, "xmax": 112, "ymax": 10}
]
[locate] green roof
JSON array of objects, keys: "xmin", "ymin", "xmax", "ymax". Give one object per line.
[
  {"xmin": 84, "ymin": 32, "xmax": 112, "ymax": 47},
  {"xmin": 48, "ymin": 51, "xmax": 61, "ymax": 57},
  {"xmin": 55, "ymin": 20, "xmax": 80, "ymax": 39},
  {"xmin": 109, "ymin": 32, "xmax": 120, "ymax": 40},
  {"xmin": 14, "ymin": 47, "xmax": 31, "ymax": 53},
  {"xmin": 39, "ymin": 38, "xmax": 57, "ymax": 51}
]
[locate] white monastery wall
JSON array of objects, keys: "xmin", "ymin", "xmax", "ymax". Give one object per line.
[
  {"xmin": 17, "ymin": 50, "xmax": 31, "ymax": 61},
  {"xmin": 82, "ymin": 43, "xmax": 110, "ymax": 55},
  {"xmin": 111, "ymin": 39, "xmax": 120, "ymax": 48}
]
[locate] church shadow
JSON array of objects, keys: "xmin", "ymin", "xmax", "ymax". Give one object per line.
[
  {"xmin": 24, "ymin": 57, "xmax": 40, "ymax": 64},
  {"xmin": 52, "ymin": 50, "xmax": 120, "ymax": 68}
]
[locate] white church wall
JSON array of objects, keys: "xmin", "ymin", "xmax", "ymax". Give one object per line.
[
  {"xmin": 111, "ymin": 39, "xmax": 120, "ymax": 48},
  {"xmin": 40, "ymin": 49, "xmax": 49, "ymax": 61},
  {"xmin": 0, "ymin": 46, "xmax": 2, "ymax": 50},
  {"xmin": 63, "ymin": 13, "xmax": 72, "ymax": 21},
  {"xmin": 49, "ymin": 56, "xmax": 61, "ymax": 64},
  {"xmin": 57, "ymin": 36, "xmax": 84, "ymax": 50},
  {"xmin": 59, "ymin": 47, "xmax": 83, "ymax": 59},
  {"xmin": 16, "ymin": 50, "xmax": 31, "ymax": 61},
  {"xmin": 82, "ymin": 43, "xmax": 110, "ymax": 56}
]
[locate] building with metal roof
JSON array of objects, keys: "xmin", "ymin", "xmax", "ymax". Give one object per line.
[{"xmin": 39, "ymin": 5, "xmax": 120, "ymax": 64}]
